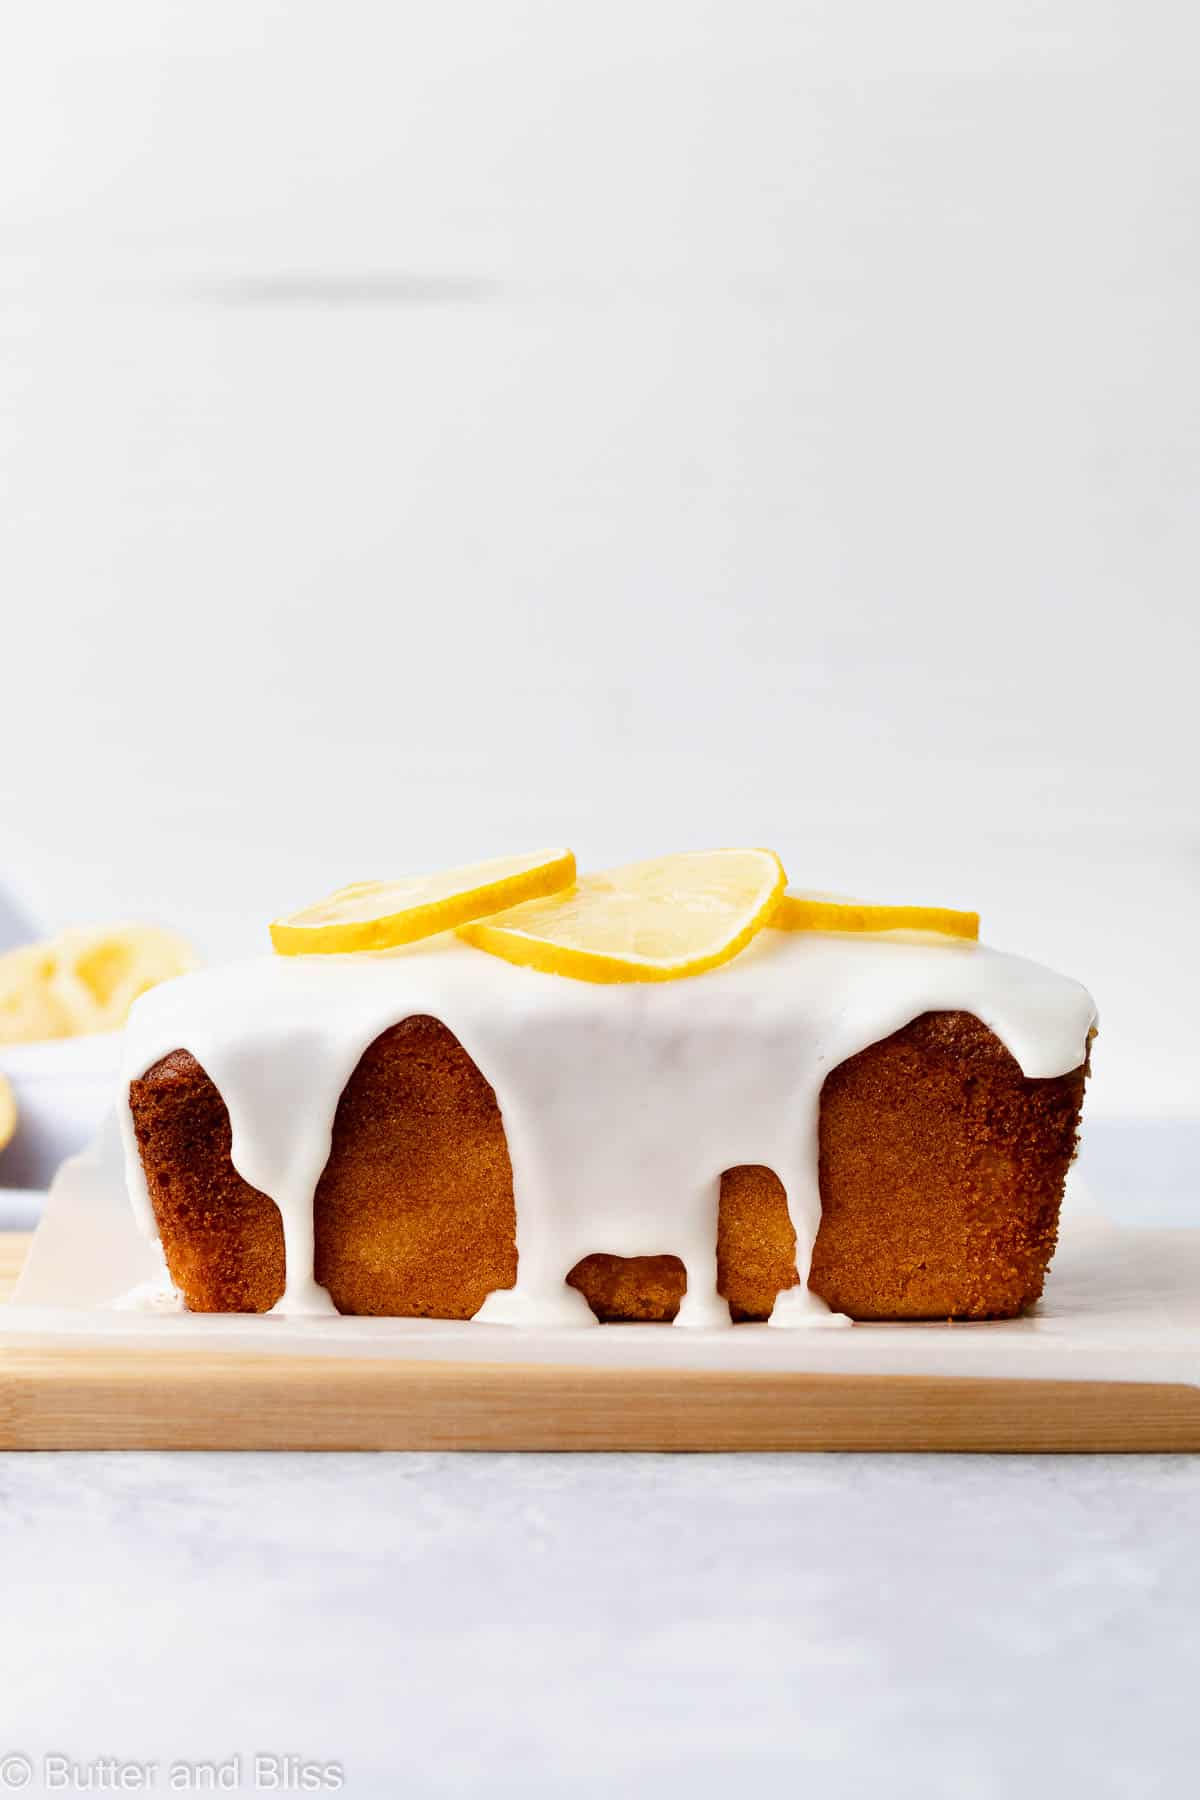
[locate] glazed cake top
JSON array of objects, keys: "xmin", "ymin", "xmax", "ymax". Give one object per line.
[{"xmin": 118, "ymin": 927, "xmax": 1097, "ymax": 1327}]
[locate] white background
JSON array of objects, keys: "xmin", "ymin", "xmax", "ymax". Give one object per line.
[{"xmin": 2, "ymin": 0, "xmax": 1198, "ymax": 1119}]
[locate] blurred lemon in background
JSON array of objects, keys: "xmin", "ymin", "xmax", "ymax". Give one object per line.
[
  {"xmin": 0, "ymin": 925, "xmax": 197, "ymax": 1045},
  {"xmin": 0, "ymin": 1072, "xmax": 15, "ymax": 1151}
]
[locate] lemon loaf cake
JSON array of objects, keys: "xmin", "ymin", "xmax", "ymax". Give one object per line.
[{"xmin": 118, "ymin": 848, "xmax": 1096, "ymax": 1327}]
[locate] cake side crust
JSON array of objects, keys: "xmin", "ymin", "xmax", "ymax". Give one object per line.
[
  {"xmin": 313, "ymin": 1015, "xmax": 518, "ymax": 1317},
  {"xmin": 129, "ymin": 1049, "xmax": 285, "ymax": 1313},
  {"xmin": 810, "ymin": 1011, "xmax": 1090, "ymax": 1319},
  {"xmin": 128, "ymin": 1011, "xmax": 1089, "ymax": 1321}
]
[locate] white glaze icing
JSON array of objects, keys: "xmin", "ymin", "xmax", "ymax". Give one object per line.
[{"xmin": 116, "ymin": 930, "xmax": 1096, "ymax": 1326}]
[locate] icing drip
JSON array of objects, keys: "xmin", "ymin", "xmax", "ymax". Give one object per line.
[{"xmin": 117, "ymin": 931, "xmax": 1097, "ymax": 1326}]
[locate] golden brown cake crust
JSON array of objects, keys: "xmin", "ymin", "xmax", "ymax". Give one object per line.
[
  {"xmin": 810, "ymin": 1011, "xmax": 1088, "ymax": 1319},
  {"xmin": 129, "ymin": 1010, "xmax": 1089, "ymax": 1321},
  {"xmin": 313, "ymin": 1016, "xmax": 517, "ymax": 1318},
  {"xmin": 129, "ymin": 1049, "xmax": 285, "ymax": 1313}
]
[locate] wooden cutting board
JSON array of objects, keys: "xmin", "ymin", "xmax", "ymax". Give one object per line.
[{"xmin": 1, "ymin": 1233, "xmax": 1197, "ymax": 1451}]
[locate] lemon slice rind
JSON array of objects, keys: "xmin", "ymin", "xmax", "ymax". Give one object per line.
[
  {"xmin": 270, "ymin": 849, "xmax": 578, "ymax": 957},
  {"xmin": 459, "ymin": 848, "xmax": 787, "ymax": 984},
  {"xmin": 772, "ymin": 889, "xmax": 978, "ymax": 941}
]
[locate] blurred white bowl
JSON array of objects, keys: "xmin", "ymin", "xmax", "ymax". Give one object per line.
[{"xmin": 0, "ymin": 1033, "xmax": 122, "ymax": 1191}]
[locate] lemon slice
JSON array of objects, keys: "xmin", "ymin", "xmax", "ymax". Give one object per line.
[
  {"xmin": 0, "ymin": 1072, "xmax": 15, "ymax": 1152},
  {"xmin": 51, "ymin": 924, "xmax": 198, "ymax": 1034},
  {"xmin": 0, "ymin": 926, "xmax": 197, "ymax": 1043},
  {"xmin": 0, "ymin": 944, "xmax": 73, "ymax": 1044},
  {"xmin": 270, "ymin": 849, "xmax": 577, "ymax": 956},
  {"xmin": 772, "ymin": 889, "xmax": 979, "ymax": 940},
  {"xmin": 459, "ymin": 848, "xmax": 786, "ymax": 983}
]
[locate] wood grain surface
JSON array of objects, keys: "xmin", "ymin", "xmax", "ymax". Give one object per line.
[{"xmin": 1, "ymin": 1234, "xmax": 1197, "ymax": 1451}]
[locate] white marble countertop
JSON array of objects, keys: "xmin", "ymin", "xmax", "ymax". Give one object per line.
[{"xmin": 0, "ymin": 1450, "xmax": 1195, "ymax": 1798}]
